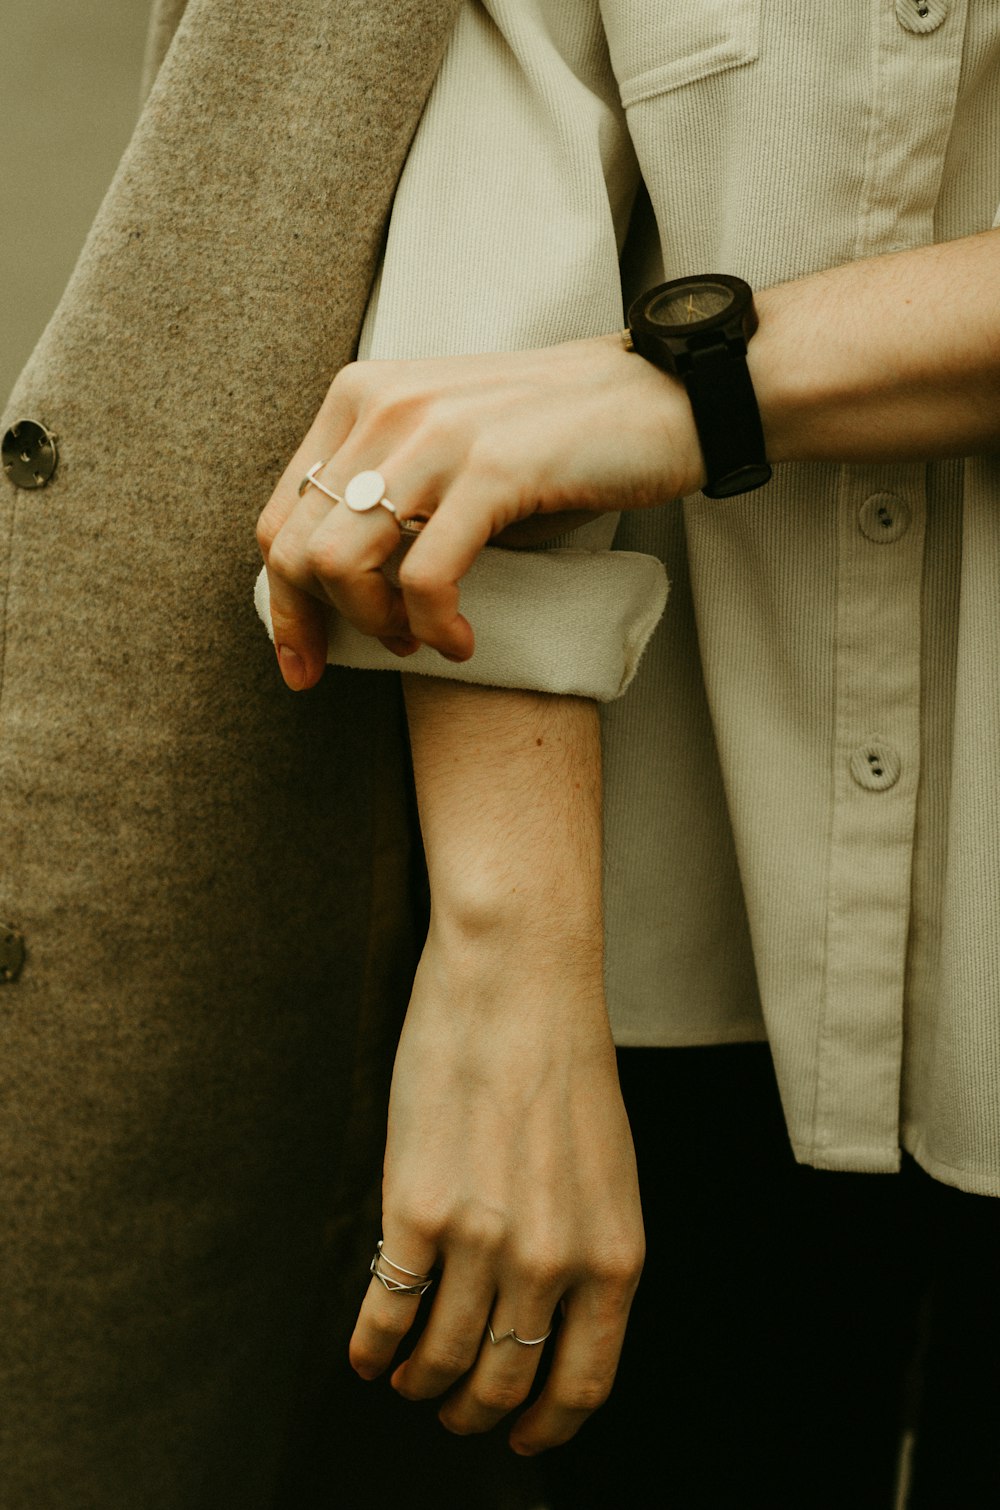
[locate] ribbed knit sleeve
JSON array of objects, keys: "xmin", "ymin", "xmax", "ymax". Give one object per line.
[{"xmin": 316, "ymin": 0, "xmax": 668, "ymax": 698}]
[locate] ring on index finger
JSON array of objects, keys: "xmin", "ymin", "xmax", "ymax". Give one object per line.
[
  {"xmin": 370, "ymin": 1239, "xmax": 435, "ymax": 1298},
  {"xmin": 297, "ymin": 459, "xmax": 344, "ymax": 503}
]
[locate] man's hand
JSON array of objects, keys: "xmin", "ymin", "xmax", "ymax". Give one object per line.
[{"xmin": 255, "ymin": 332, "xmax": 701, "ymax": 686}]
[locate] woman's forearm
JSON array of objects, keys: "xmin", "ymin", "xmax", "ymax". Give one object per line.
[
  {"xmin": 350, "ymin": 675, "xmax": 642, "ymax": 1455},
  {"xmin": 402, "ymin": 673, "xmax": 604, "ymax": 980}
]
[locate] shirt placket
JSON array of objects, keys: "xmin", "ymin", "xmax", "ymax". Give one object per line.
[{"xmin": 812, "ymin": 0, "xmax": 967, "ymax": 1166}]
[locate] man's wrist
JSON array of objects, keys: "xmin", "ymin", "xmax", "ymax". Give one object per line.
[{"xmin": 746, "ymin": 232, "xmax": 1000, "ymax": 467}]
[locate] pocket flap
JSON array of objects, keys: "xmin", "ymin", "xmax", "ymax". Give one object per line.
[{"xmin": 606, "ymin": 1, "xmax": 762, "ymax": 107}]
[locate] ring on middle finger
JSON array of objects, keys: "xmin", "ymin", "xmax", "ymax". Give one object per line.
[
  {"xmin": 344, "ymin": 468, "xmax": 399, "ymax": 518},
  {"xmin": 344, "ymin": 470, "xmax": 427, "ymax": 537}
]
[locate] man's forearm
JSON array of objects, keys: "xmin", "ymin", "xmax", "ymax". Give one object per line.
[
  {"xmin": 402, "ymin": 674, "xmax": 603, "ymax": 970},
  {"xmin": 750, "ymin": 228, "xmax": 1000, "ymax": 466}
]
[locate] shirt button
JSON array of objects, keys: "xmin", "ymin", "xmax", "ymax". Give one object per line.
[
  {"xmin": 850, "ymin": 741, "xmax": 901, "ymax": 793},
  {"xmin": 0, "ymin": 925, "xmax": 26, "ymax": 983},
  {"xmin": 858, "ymin": 493, "xmax": 911, "ymax": 544},
  {"xmin": 895, "ymin": 0, "xmax": 948, "ymax": 34},
  {"xmin": 2, "ymin": 419, "xmax": 59, "ymax": 489}
]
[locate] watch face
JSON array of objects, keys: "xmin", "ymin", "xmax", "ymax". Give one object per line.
[{"xmin": 647, "ymin": 281, "xmax": 735, "ymax": 328}]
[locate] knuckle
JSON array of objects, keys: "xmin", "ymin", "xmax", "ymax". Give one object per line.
[
  {"xmin": 407, "ymin": 408, "xmax": 454, "ymax": 456},
  {"xmin": 389, "ymin": 1193, "xmax": 450, "ymax": 1244},
  {"xmin": 556, "ymin": 1374, "xmax": 615, "ymax": 1415},
  {"xmin": 362, "ymin": 379, "xmax": 432, "ymax": 429},
  {"xmin": 598, "ymin": 1259, "xmax": 643, "ymax": 1300},
  {"xmin": 396, "ymin": 554, "xmax": 438, "ymax": 598},
  {"xmin": 349, "ymin": 1331, "xmax": 389, "ymax": 1368},
  {"xmin": 264, "ymin": 536, "xmax": 299, "ymax": 583},
  {"xmin": 467, "ymin": 431, "xmax": 510, "ymax": 488},
  {"xmin": 420, "ymin": 1339, "xmax": 479, "ymax": 1379},
  {"xmin": 342, "ymin": 380, "xmax": 427, "ymax": 445},
  {"xmin": 325, "ymin": 360, "xmax": 364, "ymax": 406},
  {"xmin": 454, "ymin": 1203, "xmax": 508, "ymax": 1255},
  {"xmin": 591, "ymin": 1240, "xmax": 645, "ymax": 1294},
  {"xmin": 378, "ymin": 390, "xmax": 426, "ymax": 430},
  {"xmin": 365, "ymin": 1314, "xmax": 411, "ymax": 1349},
  {"xmin": 255, "ymin": 508, "xmax": 279, "ymax": 555},
  {"xmin": 304, "ymin": 536, "xmax": 347, "ymax": 582},
  {"xmin": 470, "ymin": 1380, "xmax": 530, "ymax": 1415},
  {"xmin": 510, "ymin": 1243, "xmax": 569, "ymax": 1293}
]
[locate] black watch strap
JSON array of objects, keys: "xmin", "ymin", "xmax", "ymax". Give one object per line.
[{"xmin": 684, "ymin": 343, "xmax": 772, "ymax": 499}]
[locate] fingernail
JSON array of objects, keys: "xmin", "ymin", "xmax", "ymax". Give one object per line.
[
  {"xmin": 440, "ymin": 650, "xmax": 468, "ymax": 664},
  {"xmin": 277, "ymin": 644, "xmax": 306, "ymax": 690},
  {"xmin": 510, "ymin": 1439, "xmax": 539, "ymax": 1457},
  {"xmin": 382, "ymin": 636, "xmax": 421, "ymax": 658}
]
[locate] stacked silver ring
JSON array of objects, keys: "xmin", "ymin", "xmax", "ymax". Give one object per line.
[{"xmin": 370, "ymin": 1239, "xmax": 434, "ymax": 1297}]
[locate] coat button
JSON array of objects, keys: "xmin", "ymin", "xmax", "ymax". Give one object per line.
[
  {"xmin": 0, "ymin": 925, "xmax": 26, "ymax": 983},
  {"xmin": 2, "ymin": 418, "xmax": 59, "ymax": 489}
]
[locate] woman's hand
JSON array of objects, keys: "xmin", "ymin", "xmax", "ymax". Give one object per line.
[
  {"xmin": 348, "ymin": 918, "xmax": 645, "ymax": 1455},
  {"xmin": 350, "ymin": 677, "xmax": 639, "ymax": 1452},
  {"xmin": 255, "ymin": 332, "xmax": 701, "ymax": 686}
]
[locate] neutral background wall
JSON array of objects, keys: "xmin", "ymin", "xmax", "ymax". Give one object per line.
[{"xmin": 1, "ymin": 0, "xmax": 151, "ymax": 403}]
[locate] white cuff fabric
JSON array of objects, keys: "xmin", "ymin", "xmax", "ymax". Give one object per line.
[{"xmin": 254, "ymin": 542, "xmax": 668, "ymax": 703}]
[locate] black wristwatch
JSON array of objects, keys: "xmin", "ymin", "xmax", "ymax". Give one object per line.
[{"xmin": 627, "ymin": 274, "xmax": 772, "ymax": 499}]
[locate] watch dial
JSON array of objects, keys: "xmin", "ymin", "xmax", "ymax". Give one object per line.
[{"xmin": 648, "ymin": 283, "xmax": 733, "ymax": 327}]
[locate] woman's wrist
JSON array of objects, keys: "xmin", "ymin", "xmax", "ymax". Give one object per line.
[
  {"xmin": 426, "ymin": 893, "xmax": 604, "ymax": 979},
  {"xmin": 410, "ymin": 913, "xmax": 609, "ymax": 1048}
]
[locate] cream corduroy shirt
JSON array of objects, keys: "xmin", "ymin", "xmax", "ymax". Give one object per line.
[{"xmin": 257, "ymin": 0, "xmax": 1000, "ymax": 1195}]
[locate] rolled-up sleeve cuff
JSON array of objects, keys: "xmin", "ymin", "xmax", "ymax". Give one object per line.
[{"xmin": 255, "ymin": 544, "xmax": 668, "ymax": 703}]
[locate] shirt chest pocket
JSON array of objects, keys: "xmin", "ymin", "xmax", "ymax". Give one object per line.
[{"xmin": 602, "ymin": 0, "xmax": 763, "ymax": 107}]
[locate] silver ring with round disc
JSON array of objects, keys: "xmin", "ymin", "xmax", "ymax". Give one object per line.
[{"xmin": 344, "ymin": 469, "xmax": 396, "ymax": 514}]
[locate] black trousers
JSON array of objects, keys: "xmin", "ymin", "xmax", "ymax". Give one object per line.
[{"xmin": 537, "ymin": 1045, "xmax": 1000, "ymax": 1510}]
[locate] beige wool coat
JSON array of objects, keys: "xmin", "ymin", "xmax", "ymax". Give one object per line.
[{"xmin": 0, "ymin": 2, "xmax": 469, "ymax": 1506}]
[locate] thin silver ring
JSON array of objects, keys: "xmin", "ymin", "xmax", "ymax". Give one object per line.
[
  {"xmin": 297, "ymin": 459, "xmax": 343, "ymax": 503},
  {"xmin": 487, "ymin": 1323, "xmax": 553, "ymax": 1348},
  {"xmin": 374, "ymin": 1239, "xmax": 429, "ymax": 1281}
]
